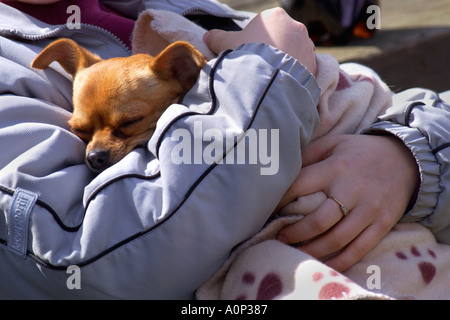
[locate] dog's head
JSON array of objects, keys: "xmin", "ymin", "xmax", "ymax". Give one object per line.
[{"xmin": 32, "ymin": 38, "xmax": 207, "ymax": 173}]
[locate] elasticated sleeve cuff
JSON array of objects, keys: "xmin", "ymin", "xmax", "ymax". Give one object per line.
[{"xmin": 366, "ymin": 122, "xmax": 441, "ymax": 228}]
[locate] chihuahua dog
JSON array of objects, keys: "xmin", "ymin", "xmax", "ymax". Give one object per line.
[{"xmin": 32, "ymin": 38, "xmax": 207, "ymax": 173}]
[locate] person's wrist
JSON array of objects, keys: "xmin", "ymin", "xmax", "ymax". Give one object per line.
[{"xmin": 372, "ymin": 133, "xmax": 420, "ymax": 209}]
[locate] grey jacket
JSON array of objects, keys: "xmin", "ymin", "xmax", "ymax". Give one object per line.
[
  {"xmin": 370, "ymin": 89, "xmax": 450, "ymax": 244},
  {"xmin": 0, "ymin": 0, "xmax": 320, "ymax": 298},
  {"xmin": 0, "ymin": 0, "xmax": 449, "ymax": 299}
]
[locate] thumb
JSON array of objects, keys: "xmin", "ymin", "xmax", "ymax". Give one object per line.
[{"xmin": 203, "ymin": 29, "xmax": 238, "ymax": 55}]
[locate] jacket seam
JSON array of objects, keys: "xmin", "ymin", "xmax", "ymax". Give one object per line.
[
  {"xmin": 433, "ymin": 143, "xmax": 450, "ymax": 155},
  {"xmin": 79, "ymin": 52, "xmax": 237, "ymax": 212},
  {"xmin": 404, "ymin": 101, "xmax": 450, "ymax": 155},
  {"xmin": 15, "ymin": 60, "xmax": 283, "ymax": 269},
  {"xmin": 154, "ymin": 49, "xmax": 232, "ymax": 158},
  {"xmin": 0, "ymin": 184, "xmax": 79, "ymax": 232},
  {"xmin": 0, "ymin": 49, "xmax": 234, "ymax": 261},
  {"xmin": 404, "ymin": 101, "xmax": 425, "ymax": 125}
]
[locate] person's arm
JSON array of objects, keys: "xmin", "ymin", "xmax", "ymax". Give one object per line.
[
  {"xmin": 133, "ymin": 9, "xmax": 321, "ymax": 298},
  {"xmin": 276, "ymin": 133, "xmax": 419, "ymax": 272},
  {"xmin": 276, "ymin": 88, "xmax": 450, "ymax": 272},
  {"xmin": 0, "ymin": 8, "xmax": 321, "ymax": 299},
  {"xmin": 369, "ymin": 88, "xmax": 450, "ymax": 243}
]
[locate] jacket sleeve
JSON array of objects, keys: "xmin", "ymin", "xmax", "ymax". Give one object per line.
[
  {"xmin": 84, "ymin": 43, "xmax": 320, "ymax": 299},
  {"xmin": 0, "ymin": 41, "xmax": 320, "ymax": 299},
  {"xmin": 367, "ymin": 88, "xmax": 450, "ymax": 244},
  {"xmin": 131, "ymin": 43, "xmax": 321, "ymax": 298}
]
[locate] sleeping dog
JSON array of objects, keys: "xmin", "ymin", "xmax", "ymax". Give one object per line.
[{"xmin": 32, "ymin": 38, "xmax": 207, "ymax": 172}]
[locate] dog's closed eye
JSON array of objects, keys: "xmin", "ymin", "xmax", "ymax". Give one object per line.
[
  {"xmin": 112, "ymin": 116, "xmax": 145, "ymax": 139},
  {"xmin": 70, "ymin": 126, "xmax": 92, "ymax": 142},
  {"xmin": 120, "ymin": 116, "xmax": 144, "ymax": 128}
]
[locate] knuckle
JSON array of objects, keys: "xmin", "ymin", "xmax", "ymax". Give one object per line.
[
  {"xmin": 367, "ymin": 198, "xmax": 383, "ymax": 213},
  {"xmin": 294, "ymin": 21, "xmax": 308, "ymax": 34},
  {"xmin": 264, "ymin": 7, "xmax": 293, "ymax": 24},
  {"xmin": 332, "ymin": 155, "xmax": 352, "ymax": 175},
  {"xmin": 308, "ymin": 217, "xmax": 329, "ymax": 234},
  {"xmin": 268, "ymin": 7, "xmax": 288, "ymax": 17}
]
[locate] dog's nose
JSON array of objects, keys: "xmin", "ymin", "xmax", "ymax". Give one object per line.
[{"xmin": 86, "ymin": 150, "xmax": 110, "ymax": 173}]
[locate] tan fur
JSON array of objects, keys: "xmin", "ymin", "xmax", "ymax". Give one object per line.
[{"xmin": 32, "ymin": 38, "xmax": 208, "ymax": 173}]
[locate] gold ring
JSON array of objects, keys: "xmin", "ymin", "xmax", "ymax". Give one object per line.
[{"xmin": 330, "ymin": 196, "xmax": 349, "ymax": 217}]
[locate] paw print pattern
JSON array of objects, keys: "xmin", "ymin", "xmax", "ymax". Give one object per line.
[
  {"xmin": 395, "ymin": 246, "xmax": 437, "ymax": 285},
  {"xmin": 234, "ymin": 269, "xmax": 354, "ymax": 300},
  {"xmin": 312, "ymin": 270, "xmax": 353, "ymax": 300},
  {"xmin": 235, "ymin": 272, "xmax": 283, "ymax": 300}
]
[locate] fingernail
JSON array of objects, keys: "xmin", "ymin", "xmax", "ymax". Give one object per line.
[{"xmin": 203, "ymin": 31, "xmax": 211, "ymax": 44}]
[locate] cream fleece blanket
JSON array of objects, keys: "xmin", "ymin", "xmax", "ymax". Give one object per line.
[{"xmin": 132, "ymin": 9, "xmax": 450, "ymax": 300}]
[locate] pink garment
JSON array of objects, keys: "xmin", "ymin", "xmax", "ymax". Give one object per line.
[{"xmin": 0, "ymin": 0, "xmax": 134, "ymax": 49}]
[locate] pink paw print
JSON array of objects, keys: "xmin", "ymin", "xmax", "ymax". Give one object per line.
[
  {"xmin": 235, "ymin": 272, "xmax": 283, "ymax": 300},
  {"xmin": 395, "ymin": 246, "xmax": 437, "ymax": 284},
  {"xmin": 234, "ymin": 269, "xmax": 355, "ymax": 300},
  {"xmin": 312, "ymin": 270, "xmax": 353, "ymax": 300}
]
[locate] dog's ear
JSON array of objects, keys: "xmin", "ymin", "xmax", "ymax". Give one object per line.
[
  {"xmin": 31, "ymin": 38, "xmax": 102, "ymax": 77},
  {"xmin": 150, "ymin": 41, "xmax": 208, "ymax": 91}
]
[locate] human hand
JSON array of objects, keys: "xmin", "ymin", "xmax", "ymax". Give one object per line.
[
  {"xmin": 203, "ymin": 7, "xmax": 317, "ymax": 76},
  {"xmin": 276, "ymin": 134, "xmax": 420, "ymax": 272}
]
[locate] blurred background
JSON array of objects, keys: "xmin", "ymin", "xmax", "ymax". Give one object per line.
[{"xmin": 221, "ymin": 0, "xmax": 450, "ymax": 93}]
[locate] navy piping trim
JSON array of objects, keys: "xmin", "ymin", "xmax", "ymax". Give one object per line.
[
  {"xmin": 404, "ymin": 101, "xmax": 425, "ymax": 125},
  {"xmin": 154, "ymin": 49, "xmax": 232, "ymax": 159},
  {"xmin": 1, "ymin": 49, "xmax": 282, "ymax": 269},
  {"xmin": 0, "ymin": 50, "xmax": 233, "ymax": 234},
  {"xmin": 404, "ymin": 101, "xmax": 450, "ymax": 155},
  {"xmin": 433, "ymin": 143, "xmax": 450, "ymax": 155},
  {"xmin": 0, "ymin": 184, "xmax": 79, "ymax": 232}
]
